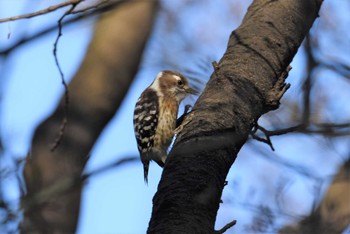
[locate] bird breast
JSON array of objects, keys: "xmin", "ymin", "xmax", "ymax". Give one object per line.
[{"xmin": 153, "ymin": 97, "xmax": 179, "ymax": 151}]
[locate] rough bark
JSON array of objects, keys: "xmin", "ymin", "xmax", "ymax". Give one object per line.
[
  {"xmin": 21, "ymin": 1, "xmax": 158, "ymax": 233},
  {"xmin": 148, "ymin": 0, "xmax": 323, "ymax": 233},
  {"xmin": 279, "ymin": 160, "xmax": 350, "ymax": 234}
]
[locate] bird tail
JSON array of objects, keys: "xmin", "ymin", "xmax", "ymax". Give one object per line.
[
  {"xmin": 143, "ymin": 161, "xmax": 149, "ymax": 184},
  {"xmin": 154, "ymin": 158, "xmax": 165, "ymax": 168},
  {"xmin": 142, "ymin": 152, "xmax": 165, "ymax": 184},
  {"xmin": 152, "ymin": 150, "xmax": 166, "ymax": 168}
]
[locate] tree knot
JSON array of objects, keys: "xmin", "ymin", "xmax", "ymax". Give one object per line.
[{"xmin": 263, "ymin": 65, "xmax": 292, "ymax": 113}]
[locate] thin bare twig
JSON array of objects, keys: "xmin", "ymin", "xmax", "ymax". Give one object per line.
[
  {"xmin": 0, "ymin": 0, "xmax": 83, "ymax": 23},
  {"xmin": 71, "ymin": 0, "xmax": 114, "ymax": 14},
  {"xmin": 266, "ymin": 122, "xmax": 350, "ymax": 137},
  {"xmin": 321, "ymin": 63, "xmax": 350, "ymax": 80},
  {"xmin": 302, "ymin": 35, "xmax": 318, "ymax": 124},
  {"xmin": 22, "ymin": 156, "xmax": 138, "ymax": 211},
  {"xmin": 251, "ymin": 145, "xmax": 322, "ymax": 181},
  {"xmin": 50, "ymin": 2, "xmax": 81, "ymax": 151},
  {"xmin": 82, "ymin": 156, "xmax": 138, "ymax": 180},
  {"xmin": 250, "ymin": 124, "xmax": 276, "ymax": 151},
  {"xmin": 250, "ymin": 121, "xmax": 350, "ymax": 149},
  {"xmin": 260, "ymin": 124, "xmax": 303, "ymax": 137},
  {"xmin": 215, "ymin": 220, "xmax": 237, "ymax": 234},
  {"xmin": 0, "ymin": 0, "xmax": 128, "ymax": 56}
]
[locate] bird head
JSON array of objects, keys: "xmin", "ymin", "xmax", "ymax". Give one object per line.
[{"xmin": 152, "ymin": 70, "xmax": 198, "ymax": 102}]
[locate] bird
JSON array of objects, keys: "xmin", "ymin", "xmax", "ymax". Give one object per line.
[{"xmin": 133, "ymin": 70, "xmax": 198, "ymax": 183}]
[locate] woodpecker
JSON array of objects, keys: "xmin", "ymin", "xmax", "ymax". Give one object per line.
[{"xmin": 133, "ymin": 70, "xmax": 197, "ymax": 183}]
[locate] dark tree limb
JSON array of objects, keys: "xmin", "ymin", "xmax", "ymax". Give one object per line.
[
  {"xmin": 21, "ymin": 1, "xmax": 158, "ymax": 232},
  {"xmin": 148, "ymin": 0, "xmax": 323, "ymax": 233}
]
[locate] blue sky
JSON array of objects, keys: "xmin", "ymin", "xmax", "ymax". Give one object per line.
[{"xmin": 1, "ymin": 1, "xmax": 349, "ymax": 233}]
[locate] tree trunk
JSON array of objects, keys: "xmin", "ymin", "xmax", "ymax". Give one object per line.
[
  {"xmin": 148, "ymin": 0, "xmax": 323, "ymax": 233},
  {"xmin": 21, "ymin": 1, "xmax": 158, "ymax": 233}
]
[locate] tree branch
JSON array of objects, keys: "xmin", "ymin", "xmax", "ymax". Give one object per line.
[
  {"xmin": 0, "ymin": 0, "xmax": 127, "ymax": 56},
  {"xmin": 50, "ymin": 2, "xmax": 80, "ymax": 151},
  {"xmin": 215, "ymin": 220, "xmax": 237, "ymax": 234},
  {"xmin": 0, "ymin": 0, "xmax": 82, "ymax": 23},
  {"xmin": 148, "ymin": 0, "xmax": 323, "ymax": 233}
]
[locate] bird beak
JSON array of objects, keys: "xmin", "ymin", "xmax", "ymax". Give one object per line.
[{"xmin": 185, "ymin": 87, "xmax": 199, "ymax": 95}]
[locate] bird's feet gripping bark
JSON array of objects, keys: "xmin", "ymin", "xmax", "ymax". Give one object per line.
[{"xmin": 175, "ymin": 104, "xmax": 193, "ymax": 134}]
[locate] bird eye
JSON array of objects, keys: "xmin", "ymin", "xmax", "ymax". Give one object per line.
[{"xmin": 177, "ymin": 80, "xmax": 184, "ymax": 86}]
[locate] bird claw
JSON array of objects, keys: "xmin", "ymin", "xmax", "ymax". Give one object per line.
[{"xmin": 174, "ymin": 112, "xmax": 193, "ymax": 135}]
